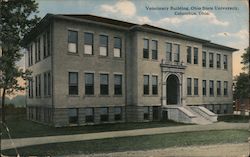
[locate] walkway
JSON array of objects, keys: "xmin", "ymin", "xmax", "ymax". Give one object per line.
[{"xmin": 1, "ymin": 122, "xmax": 249, "ymax": 150}]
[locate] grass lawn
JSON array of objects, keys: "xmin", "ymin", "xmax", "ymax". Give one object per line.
[
  {"xmin": 1, "ymin": 114, "xmax": 187, "ymax": 139},
  {"xmin": 2, "ymin": 130, "xmax": 249, "ymax": 156},
  {"xmin": 218, "ymin": 115, "xmax": 249, "ymax": 123}
]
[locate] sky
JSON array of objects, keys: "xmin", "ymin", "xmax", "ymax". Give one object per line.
[{"xmin": 16, "ymin": 0, "xmax": 249, "ymax": 96}]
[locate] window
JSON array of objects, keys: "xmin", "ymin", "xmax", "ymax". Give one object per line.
[
  {"xmin": 209, "ymin": 53, "xmax": 214, "ymax": 68},
  {"xmin": 166, "ymin": 43, "xmax": 172, "ymax": 61},
  {"xmin": 224, "ymin": 81, "xmax": 228, "ymax": 96},
  {"xmin": 209, "ymin": 80, "xmax": 214, "ymax": 96},
  {"xmin": 194, "ymin": 78, "xmax": 198, "ymax": 95},
  {"xmin": 143, "ymin": 39, "xmax": 149, "ymax": 59},
  {"xmin": 152, "ymin": 76, "xmax": 158, "ymax": 95},
  {"xmin": 173, "ymin": 44, "xmax": 180, "ymax": 62},
  {"xmin": 68, "ymin": 108, "xmax": 78, "ymax": 124},
  {"xmin": 28, "ymin": 44, "xmax": 33, "ymax": 66},
  {"xmin": 85, "ymin": 108, "xmax": 94, "ymax": 123},
  {"xmin": 193, "ymin": 47, "xmax": 198, "ymax": 64},
  {"xmin": 100, "ymin": 74, "xmax": 109, "ymax": 95},
  {"xmin": 187, "ymin": 78, "xmax": 192, "ymax": 95},
  {"xmin": 143, "ymin": 75, "xmax": 149, "ymax": 95},
  {"xmin": 152, "ymin": 40, "xmax": 158, "ymax": 60},
  {"xmin": 35, "ymin": 75, "xmax": 41, "ymax": 97},
  {"xmin": 187, "ymin": 46, "xmax": 191, "ymax": 64},
  {"xmin": 47, "ymin": 30, "xmax": 50, "ymax": 56},
  {"xmin": 114, "ymin": 37, "xmax": 121, "ymax": 57},
  {"xmin": 38, "ymin": 38, "xmax": 41, "ymax": 61},
  {"xmin": 85, "ymin": 73, "xmax": 94, "ymax": 95},
  {"xmin": 202, "ymin": 51, "xmax": 206, "ymax": 67},
  {"xmin": 223, "ymin": 55, "xmax": 228, "ymax": 69},
  {"xmin": 68, "ymin": 30, "xmax": 78, "ymax": 53},
  {"xmin": 143, "ymin": 107, "xmax": 149, "ymax": 120},
  {"xmin": 100, "ymin": 107, "xmax": 109, "ymax": 122},
  {"xmin": 69, "ymin": 72, "xmax": 78, "ymax": 95},
  {"xmin": 28, "ymin": 78, "xmax": 33, "ymax": 98},
  {"xmin": 44, "ymin": 73, "xmax": 47, "ymax": 96},
  {"xmin": 202, "ymin": 80, "xmax": 206, "ymax": 96},
  {"xmin": 43, "ymin": 71, "xmax": 51, "ymax": 97},
  {"xmin": 43, "ymin": 31, "xmax": 50, "ymax": 58},
  {"xmin": 114, "ymin": 107, "xmax": 122, "ymax": 121},
  {"xmin": 114, "ymin": 74, "xmax": 122, "ymax": 95},
  {"xmin": 100, "ymin": 35, "xmax": 108, "ymax": 56},
  {"xmin": 35, "ymin": 38, "xmax": 40, "ymax": 62},
  {"xmin": 217, "ymin": 81, "xmax": 221, "ymax": 96},
  {"xmin": 84, "ymin": 32, "xmax": 93, "ymax": 55},
  {"xmin": 43, "ymin": 33, "xmax": 47, "ymax": 58},
  {"xmin": 216, "ymin": 54, "xmax": 221, "ymax": 68},
  {"xmin": 35, "ymin": 40, "xmax": 38, "ymax": 62},
  {"xmin": 48, "ymin": 72, "xmax": 51, "ymax": 96}
]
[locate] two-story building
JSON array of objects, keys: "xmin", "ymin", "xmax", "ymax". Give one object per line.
[{"xmin": 22, "ymin": 14, "xmax": 238, "ymax": 127}]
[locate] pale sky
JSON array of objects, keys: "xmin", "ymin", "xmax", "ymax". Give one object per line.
[{"xmin": 16, "ymin": 0, "xmax": 249, "ymax": 96}]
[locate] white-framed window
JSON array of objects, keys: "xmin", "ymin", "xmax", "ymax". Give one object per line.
[
  {"xmin": 114, "ymin": 37, "xmax": 121, "ymax": 57},
  {"xmin": 84, "ymin": 32, "xmax": 93, "ymax": 55},
  {"xmin": 68, "ymin": 30, "xmax": 78, "ymax": 53},
  {"xmin": 99, "ymin": 35, "xmax": 108, "ymax": 56}
]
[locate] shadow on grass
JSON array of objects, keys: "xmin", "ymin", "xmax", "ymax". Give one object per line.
[{"xmin": 1, "ymin": 114, "xmax": 188, "ymax": 139}]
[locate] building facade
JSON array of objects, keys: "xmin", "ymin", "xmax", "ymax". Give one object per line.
[{"xmin": 23, "ymin": 14, "xmax": 237, "ymax": 127}]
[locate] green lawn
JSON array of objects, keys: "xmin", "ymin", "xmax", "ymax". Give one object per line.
[
  {"xmin": 1, "ymin": 114, "xmax": 187, "ymax": 139},
  {"xmin": 2, "ymin": 130, "xmax": 249, "ymax": 156},
  {"xmin": 218, "ymin": 115, "xmax": 249, "ymax": 123}
]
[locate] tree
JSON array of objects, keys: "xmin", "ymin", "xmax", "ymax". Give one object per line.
[
  {"xmin": 234, "ymin": 47, "xmax": 250, "ymax": 100},
  {"xmin": 0, "ymin": 0, "xmax": 40, "ymax": 123},
  {"xmin": 241, "ymin": 47, "xmax": 249, "ymax": 73},
  {"xmin": 234, "ymin": 73, "xmax": 250, "ymax": 99}
]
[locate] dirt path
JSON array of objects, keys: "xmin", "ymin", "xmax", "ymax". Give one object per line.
[{"xmin": 80, "ymin": 143, "xmax": 250, "ymax": 157}]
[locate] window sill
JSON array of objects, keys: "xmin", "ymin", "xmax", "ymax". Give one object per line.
[
  {"xmin": 143, "ymin": 95, "xmax": 158, "ymax": 97},
  {"xmin": 113, "ymin": 57, "xmax": 124, "ymax": 60},
  {"xmin": 187, "ymin": 95, "xmax": 199, "ymax": 97},
  {"xmin": 83, "ymin": 54, "xmax": 94, "ymax": 56},
  {"xmin": 35, "ymin": 96, "xmax": 41, "ymax": 99},
  {"xmin": 142, "ymin": 58, "xmax": 150, "ymax": 61},
  {"xmin": 84, "ymin": 95, "xmax": 96, "ymax": 97},
  {"xmin": 98, "ymin": 55, "xmax": 109, "ymax": 58},
  {"xmin": 151, "ymin": 59, "xmax": 159, "ymax": 62},
  {"xmin": 152, "ymin": 94, "xmax": 159, "ymax": 96},
  {"xmin": 99, "ymin": 95, "xmax": 110, "ymax": 97},
  {"xmin": 113, "ymin": 95, "xmax": 123, "ymax": 97},
  {"xmin": 68, "ymin": 95, "xmax": 80, "ymax": 97},
  {"xmin": 67, "ymin": 52, "xmax": 79, "ymax": 56}
]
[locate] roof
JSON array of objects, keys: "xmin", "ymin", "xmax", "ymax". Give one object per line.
[
  {"xmin": 22, "ymin": 14, "xmax": 238, "ymax": 52},
  {"xmin": 61, "ymin": 14, "xmax": 136, "ymax": 28}
]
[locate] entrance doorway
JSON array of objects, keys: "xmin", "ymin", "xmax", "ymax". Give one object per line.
[{"xmin": 167, "ymin": 74, "xmax": 179, "ymax": 105}]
